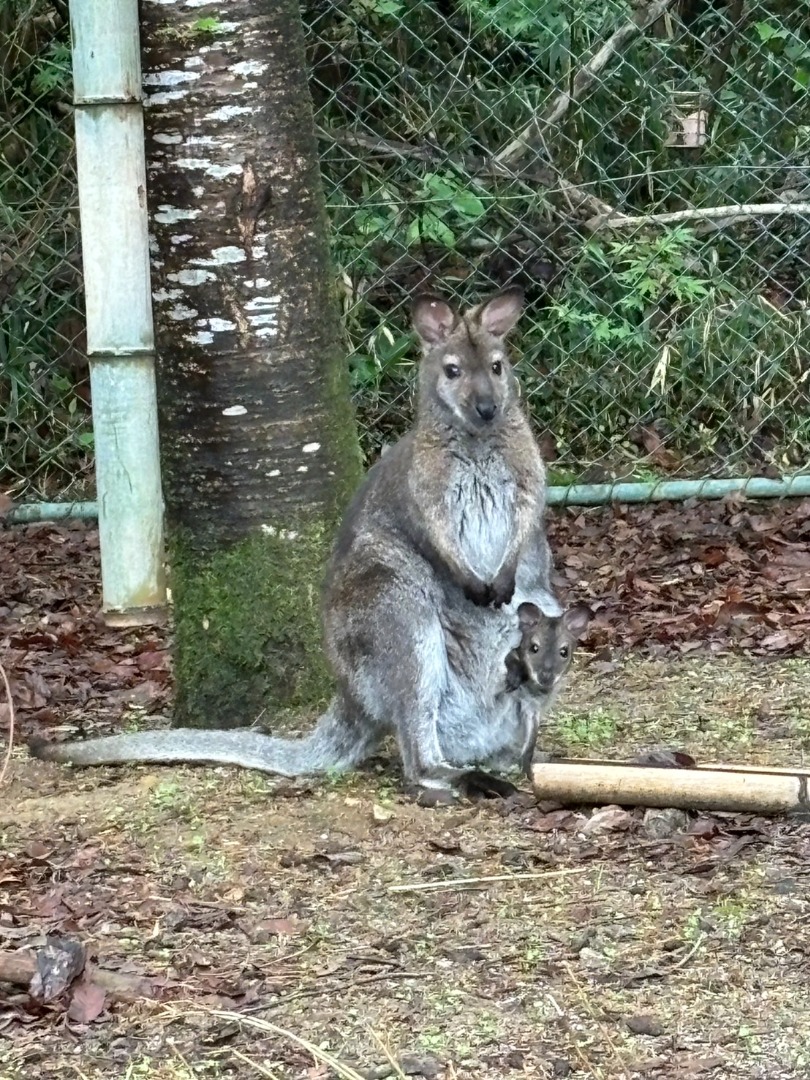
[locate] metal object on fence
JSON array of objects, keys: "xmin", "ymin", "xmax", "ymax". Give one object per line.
[{"xmin": 70, "ymin": 0, "xmax": 165, "ymax": 623}]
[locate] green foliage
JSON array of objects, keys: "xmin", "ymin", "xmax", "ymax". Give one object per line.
[
  {"xmin": 5, "ymin": 0, "xmax": 810, "ymax": 499},
  {"xmin": 191, "ymin": 17, "xmax": 224, "ymax": 34},
  {"xmin": 307, "ymin": 0, "xmax": 810, "ymax": 477},
  {"xmin": 169, "ymin": 519, "xmax": 337, "ymax": 727},
  {"xmin": 0, "ymin": 0, "xmax": 90, "ymax": 499}
]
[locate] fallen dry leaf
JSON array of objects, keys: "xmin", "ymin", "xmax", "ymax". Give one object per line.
[{"xmin": 67, "ymin": 977, "xmax": 107, "ymax": 1023}]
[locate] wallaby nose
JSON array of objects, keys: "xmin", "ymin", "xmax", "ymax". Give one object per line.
[{"xmin": 476, "ymin": 400, "xmax": 497, "ymax": 423}]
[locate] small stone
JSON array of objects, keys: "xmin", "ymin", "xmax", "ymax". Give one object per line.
[
  {"xmin": 372, "ymin": 803, "xmax": 393, "ymax": 824},
  {"xmin": 398, "ymin": 1052, "xmax": 442, "ymax": 1079},
  {"xmin": 641, "ymin": 807, "xmax": 690, "ymax": 840},
  {"xmin": 626, "ymin": 1014, "xmax": 665, "ymax": 1036}
]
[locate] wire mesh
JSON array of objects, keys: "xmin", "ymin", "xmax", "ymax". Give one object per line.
[
  {"xmin": 304, "ymin": 0, "xmax": 810, "ymax": 485},
  {"xmin": 3, "ymin": 1, "xmax": 810, "ymax": 503},
  {"xmin": 0, "ymin": 0, "xmax": 91, "ymax": 503}
]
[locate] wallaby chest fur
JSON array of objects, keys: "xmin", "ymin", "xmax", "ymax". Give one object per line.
[{"xmin": 30, "ymin": 287, "xmax": 563, "ymax": 804}]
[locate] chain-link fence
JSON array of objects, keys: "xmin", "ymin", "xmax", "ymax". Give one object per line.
[
  {"xmin": 306, "ymin": 0, "xmax": 810, "ymax": 486},
  {"xmin": 0, "ymin": 0, "xmax": 90, "ymax": 504},
  {"xmin": 3, "ymin": 1, "xmax": 810, "ymax": 503}
]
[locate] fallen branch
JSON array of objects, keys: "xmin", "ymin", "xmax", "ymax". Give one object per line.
[
  {"xmin": 388, "ymin": 867, "xmax": 587, "ymax": 894},
  {"xmin": 587, "ymin": 199, "xmax": 810, "ymax": 232},
  {"xmin": 0, "ymin": 947, "xmax": 161, "ymax": 1004},
  {"xmin": 0, "ymin": 662, "xmax": 13, "ymax": 785},
  {"xmin": 319, "ymin": 127, "xmax": 617, "ymax": 223},
  {"xmin": 495, "ymin": 0, "xmax": 679, "ymax": 167}
]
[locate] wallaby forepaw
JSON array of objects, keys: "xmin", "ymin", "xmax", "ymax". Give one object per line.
[
  {"xmin": 463, "ymin": 578, "xmax": 494, "ymax": 607},
  {"xmin": 490, "ymin": 570, "xmax": 516, "ymax": 608}
]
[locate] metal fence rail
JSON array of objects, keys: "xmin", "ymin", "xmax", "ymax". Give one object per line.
[{"xmin": 3, "ymin": 0, "xmax": 809, "ymax": 508}]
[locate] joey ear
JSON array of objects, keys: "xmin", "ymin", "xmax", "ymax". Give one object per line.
[
  {"xmin": 517, "ymin": 601, "xmax": 541, "ymax": 632},
  {"xmin": 563, "ymin": 604, "xmax": 592, "ymax": 640},
  {"xmin": 411, "ymin": 293, "xmax": 458, "ymax": 346},
  {"xmin": 474, "ymin": 286, "xmax": 524, "ymax": 338}
]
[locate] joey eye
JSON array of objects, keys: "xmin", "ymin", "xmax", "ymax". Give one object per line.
[
  {"xmin": 559, "ymin": 645, "xmax": 570, "ymax": 659},
  {"xmin": 491, "ymin": 360, "xmax": 503, "ymax": 376},
  {"xmin": 530, "ymin": 642, "xmax": 540, "ymax": 653},
  {"xmin": 444, "ymin": 363, "xmax": 461, "ymax": 379}
]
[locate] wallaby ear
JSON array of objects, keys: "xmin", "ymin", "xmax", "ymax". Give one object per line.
[
  {"xmin": 411, "ymin": 293, "xmax": 458, "ymax": 346},
  {"xmin": 475, "ymin": 286, "xmax": 524, "ymax": 338},
  {"xmin": 517, "ymin": 601, "xmax": 541, "ymax": 632},
  {"xmin": 563, "ymin": 604, "xmax": 592, "ymax": 640}
]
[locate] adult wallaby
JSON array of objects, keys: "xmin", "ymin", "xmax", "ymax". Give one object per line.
[
  {"xmin": 30, "ymin": 286, "xmax": 559, "ymax": 804},
  {"xmin": 504, "ymin": 602, "xmax": 592, "ymax": 777}
]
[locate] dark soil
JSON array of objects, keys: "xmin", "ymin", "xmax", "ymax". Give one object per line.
[{"xmin": 1, "ymin": 502, "xmax": 809, "ymax": 1079}]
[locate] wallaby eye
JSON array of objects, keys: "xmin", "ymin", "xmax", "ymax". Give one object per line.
[
  {"xmin": 444, "ymin": 363, "xmax": 461, "ymax": 379},
  {"xmin": 530, "ymin": 642, "xmax": 540, "ymax": 653},
  {"xmin": 491, "ymin": 360, "xmax": 503, "ymax": 376},
  {"xmin": 559, "ymin": 645, "xmax": 570, "ymax": 659}
]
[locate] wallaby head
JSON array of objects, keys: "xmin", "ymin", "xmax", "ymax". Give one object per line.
[
  {"xmin": 506, "ymin": 601, "xmax": 592, "ymax": 698},
  {"xmin": 411, "ymin": 286, "xmax": 524, "ymax": 434}
]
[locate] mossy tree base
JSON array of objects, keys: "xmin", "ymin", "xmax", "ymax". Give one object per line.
[{"xmin": 169, "ymin": 520, "xmax": 337, "ymax": 729}]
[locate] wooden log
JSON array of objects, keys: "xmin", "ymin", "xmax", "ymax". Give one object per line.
[
  {"xmin": 551, "ymin": 756, "xmax": 810, "ymax": 778},
  {"xmin": 531, "ymin": 760, "xmax": 810, "ymax": 815}
]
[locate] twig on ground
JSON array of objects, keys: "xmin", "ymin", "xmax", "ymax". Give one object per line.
[
  {"xmin": 388, "ymin": 867, "xmax": 588, "ymax": 893},
  {"xmin": 368, "ymin": 1027, "xmax": 409, "ymax": 1080},
  {"xmin": 495, "ymin": 0, "xmax": 679, "ymax": 166},
  {"xmin": 0, "ymin": 661, "xmax": 15, "ymax": 785},
  {"xmin": 190, "ymin": 1010, "xmax": 368, "ymax": 1080},
  {"xmin": 231, "ymin": 1049, "xmax": 284, "ymax": 1080},
  {"xmin": 564, "ymin": 961, "xmax": 631, "ymax": 1080}
]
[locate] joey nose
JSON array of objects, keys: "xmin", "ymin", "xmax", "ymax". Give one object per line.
[{"xmin": 476, "ymin": 401, "xmax": 497, "ymax": 423}]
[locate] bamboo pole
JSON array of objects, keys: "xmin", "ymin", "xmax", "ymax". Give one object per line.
[
  {"xmin": 70, "ymin": 0, "xmax": 166, "ymax": 625},
  {"xmin": 531, "ymin": 760, "xmax": 810, "ymax": 815}
]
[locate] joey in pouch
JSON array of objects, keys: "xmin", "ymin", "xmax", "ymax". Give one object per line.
[
  {"xmin": 30, "ymin": 286, "xmax": 559, "ymax": 803},
  {"xmin": 505, "ymin": 602, "xmax": 592, "ymax": 777}
]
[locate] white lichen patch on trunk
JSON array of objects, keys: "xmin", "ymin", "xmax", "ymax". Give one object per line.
[
  {"xmin": 143, "ymin": 70, "xmax": 201, "ymax": 86},
  {"xmin": 154, "ymin": 206, "xmax": 201, "ymax": 223},
  {"xmin": 189, "ymin": 246, "xmax": 247, "ymax": 266},
  {"xmin": 168, "ymin": 269, "xmax": 216, "ymax": 286}
]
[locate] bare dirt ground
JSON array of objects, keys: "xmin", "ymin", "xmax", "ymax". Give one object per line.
[{"xmin": 2, "ymin": 502, "xmax": 810, "ymax": 1080}]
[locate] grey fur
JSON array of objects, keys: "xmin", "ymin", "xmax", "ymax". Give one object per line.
[{"xmin": 30, "ymin": 286, "xmax": 560, "ymax": 802}]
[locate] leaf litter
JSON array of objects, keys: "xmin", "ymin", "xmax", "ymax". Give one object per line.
[{"xmin": 1, "ymin": 507, "xmax": 809, "ymax": 1078}]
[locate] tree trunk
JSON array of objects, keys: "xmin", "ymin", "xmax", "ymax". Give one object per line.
[{"xmin": 140, "ymin": 0, "xmax": 362, "ymax": 727}]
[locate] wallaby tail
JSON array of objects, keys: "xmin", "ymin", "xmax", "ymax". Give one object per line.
[{"xmin": 29, "ymin": 699, "xmax": 375, "ymax": 777}]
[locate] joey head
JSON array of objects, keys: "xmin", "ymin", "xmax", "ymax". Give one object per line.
[{"xmin": 505, "ymin": 601, "xmax": 591, "ymax": 776}]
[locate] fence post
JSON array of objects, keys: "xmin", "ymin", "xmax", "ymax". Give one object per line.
[{"xmin": 69, "ymin": 0, "xmax": 166, "ymax": 624}]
